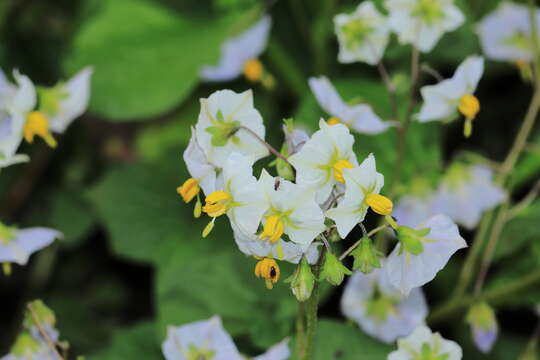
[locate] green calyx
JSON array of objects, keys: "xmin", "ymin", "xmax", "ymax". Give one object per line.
[
  {"xmin": 186, "ymin": 344, "xmax": 215, "ymax": 360},
  {"xmin": 351, "ymin": 237, "xmax": 382, "ymax": 274},
  {"xmin": 10, "ymin": 332, "xmax": 41, "ymax": 357},
  {"xmin": 444, "ymin": 162, "xmax": 472, "ymax": 189},
  {"xmin": 341, "ymin": 18, "xmax": 372, "ymax": 49},
  {"xmin": 38, "ymin": 84, "xmax": 68, "ymax": 116},
  {"xmin": 24, "ymin": 300, "xmax": 56, "ymax": 330},
  {"xmin": 285, "ymin": 257, "xmax": 315, "ymax": 302},
  {"xmin": 0, "ymin": 222, "xmax": 17, "ymax": 245},
  {"xmin": 365, "ymin": 287, "xmax": 398, "ymax": 323},
  {"xmin": 412, "ymin": 0, "xmax": 444, "ymax": 24},
  {"xmin": 319, "ymin": 252, "xmax": 352, "ymax": 286},
  {"xmin": 465, "ymin": 302, "xmax": 497, "ymax": 331},
  {"xmin": 205, "ymin": 110, "xmax": 241, "ymax": 147},
  {"xmin": 504, "ymin": 31, "xmax": 532, "ymax": 52},
  {"xmin": 413, "ymin": 342, "xmax": 450, "ymax": 360},
  {"xmin": 397, "ymin": 226, "xmax": 431, "ymax": 256}
]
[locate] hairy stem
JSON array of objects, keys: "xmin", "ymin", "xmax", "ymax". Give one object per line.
[
  {"xmin": 295, "ymin": 301, "xmax": 306, "ymax": 359},
  {"xmin": 304, "ymin": 247, "xmax": 326, "ymax": 360}
]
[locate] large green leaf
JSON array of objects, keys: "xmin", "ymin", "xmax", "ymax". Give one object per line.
[
  {"xmin": 88, "ymin": 322, "xmax": 161, "ymax": 360},
  {"xmin": 48, "ymin": 190, "xmax": 95, "ymax": 247},
  {"xmin": 311, "ymin": 319, "xmax": 392, "ymax": 360},
  {"xmin": 64, "ymin": 0, "xmax": 243, "ymax": 121}
]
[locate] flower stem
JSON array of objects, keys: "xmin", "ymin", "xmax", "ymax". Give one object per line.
[
  {"xmin": 304, "ymin": 247, "xmax": 326, "ymax": 360},
  {"xmin": 338, "ymin": 224, "xmax": 388, "ymax": 261},
  {"xmin": 295, "ymin": 301, "xmax": 306, "ymax": 359},
  {"xmin": 238, "ymin": 126, "xmax": 291, "ymax": 165},
  {"xmin": 27, "ymin": 302, "xmax": 64, "ymax": 360}
]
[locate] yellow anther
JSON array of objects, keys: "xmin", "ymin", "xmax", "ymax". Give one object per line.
[
  {"xmin": 177, "ymin": 178, "xmax": 200, "ymax": 203},
  {"xmin": 458, "ymin": 94, "xmax": 480, "ymax": 120},
  {"xmin": 243, "ymin": 58, "xmax": 264, "ymax": 82},
  {"xmin": 333, "ymin": 159, "xmax": 354, "ymax": 183},
  {"xmin": 24, "ymin": 111, "xmax": 57, "ymax": 148},
  {"xmin": 254, "ymin": 258, "xmax": 280, "ymax": 289},
  {"xmin": 202, "ymin": 191, "xmax": 230, "ymax": 217},
  {"xmin": 260, "ymin": 215, "xmax": 285, "ymax": 243},
  {"xmin": 365, "ymin": 194, "xmax": 393, "ymax": 215},
  {"xmin": 327, "ymin": 117, "xmax": 341, "ymax": 126},
  {"xmin": 202, "ymin": 218, "xmax": 215, "ymax": 238}
]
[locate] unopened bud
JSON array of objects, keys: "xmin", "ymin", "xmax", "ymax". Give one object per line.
[
  {"xmin": 466, "ymin": 302, "xmax": 498, "ymax": 354},
  {"xmin": 320, "ymin": 252, "xmax": 352, "ymax": 286},
  {"xmin": 285, "ymin": 257, "xmax": 315, "ymax": 302},
  {"xmin": 351, "ymin": 237, "xmax": 382, "ymax": 274}
]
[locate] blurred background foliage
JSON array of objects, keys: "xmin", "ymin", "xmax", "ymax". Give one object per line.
[{"xmin": 0, "ymin": 0, "xmax": 539, "ymax": 359}]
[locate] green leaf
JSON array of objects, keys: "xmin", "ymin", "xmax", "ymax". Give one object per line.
[
  {"xmin": 64, "ymin": 0, "xmax": 243, "ymax": 120},
  {"xmin": 310, "ymin": 319, "xmax": 392, "ymax": 360},
  {"xmin": 508, "ymin": 132, "xmax": 540, "ymax": 190},
  {"xmin": 88, "ymin": 322, "xmax": 161, "ymax": 360},
  {"xmin": 48, "ymin": 191, "xmax": 95, "ymax": 247}
]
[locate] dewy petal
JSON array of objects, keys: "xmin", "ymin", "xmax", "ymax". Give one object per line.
[
  {"xmin": 162, "ymin": 316, "xmax": 242, "ymax": 360},
  {"xmin": 253, "ymin": 338, "xmax": 290, "ymax": 360},
  {"xmin": 200, "ymin": 16, "xmax": 272, "ymax": 82},
  {"xmin": 341, "ymin": 267, "xmax": 428, "ymax": 344},
  {"xmin": 48, "ymin": 66, "xmax": 93, "ymax": 133},
  {"xmin": 195, "ymin": 89, "xmax": 268, "ymax": 167},
  {"xmin": 0, "ymin": 228, "xmax": 62, "ymax": 265},
  {"xmin": 385, "ymin": 214, "xmax": 467, "ymax": 295},
  {"xmin": 183, "ymin": 127, "xmax": 218, "ymax": 196}
]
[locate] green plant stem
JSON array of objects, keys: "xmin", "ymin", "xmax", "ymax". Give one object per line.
[
  {"xmin": 295, "ymin": 301, "xmax": 306, "ymax": 359},
  {"xmin": 266, "ymin": 39, "xmax": 308, "ymax": 96},
  {"xmin": 429, "ymin": 268, "xmax": 540, "ymax": 324},
  {"xmin": 304, "ymin": 247, "xmax": 326, "ymax": 360},
  {"xmin": 338, "ymin": 224, "xmax": 388, "ymax": 261}
]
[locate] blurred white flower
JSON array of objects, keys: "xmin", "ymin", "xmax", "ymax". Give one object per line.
[
  {"xmin": 202, "ymin": 152, "xmax": 266, "ymax": 237},
  {"xmin": 289, "ymin": 119, "xmax": 357, "ymax": 204},
  {"xmin": 309, "ymin": 77, "xmax": 391, "ymax": 134},
  {"xmin": 41, "ymin": 66, "xmax": 93, "ymax": 134},
  {"xmin": 341, "ymin": 266, "xmax": 428, "ymax": 343},
  {"xmin": 232, "ymin": 222, "xmax": 320, "ymax": 264},
  {"xmin": 282, "ymin": 121, "xmax": 309, "ymax": 156},
  {"xmin": 0, "ymin": 224, "xmax": 62, "ymax": 266},
  {"xmin": 477, "ymin": 2, "xmax": 540, "ymax": 62},
  {"xmin": 416, "ymin": 56, "xmax": 484, "ymax": 123},
  {"xmin": 0, "ymin": 70, "xmax": 35, "ymax": 168},
  {"xmin": 254, "ymin": 338, "xmax": 290, "ymax": 360},
  {"xmin": 393, "ymin": 194, "xmax": 436, "ymax": 228},
  {"xmin": 195, "ymin": 89, "xmax": 269, "ymax": 167},
  {"xmin": 386, "ymin": 214, "xmax": 467, "ymax": 295},
  {"xmin": 326, "ymin": 153, "xmax": 385, "ymax": 238},
  {"xmin": 334, "ymin": 1, "xmax": 390, "ymax": 65},
  {"xmin": 388, "ymin": 325, "xmax": 463, "ymax": 360},
  {"xmin": 466, "ymin": 302, "xmax": 498, "ymax": 354},
  {"xmin": 200, "ymin": 16, "xmax": 272, "ymax": 83},
  {"xmin": 431, "ymin": 164, "xmax": 506, "ymax": 230},
  {"xmin": 385, "ymin": 0, "xmax": 464, "ymax": 53},
  {"xmin": 256, "ymin": 170, "xmax": 325, "ymax": 252}
]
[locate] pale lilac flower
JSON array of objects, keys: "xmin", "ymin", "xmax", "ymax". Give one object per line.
[
  {"xmin": 0, "ymin": 226, "xmax": 62, "ymax": 266},
  {"xmin": 388, "ymin": 325, "xmax": 463, "ymax": 360}
]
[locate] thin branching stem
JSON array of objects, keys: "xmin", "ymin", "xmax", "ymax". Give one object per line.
[
  {"xmin": 27, "ymin": 303, "xmax": 63, "ymax": 360},
  {"xmin": 238, "ymin": 126, "xmax": 291, "ymax": 165}
]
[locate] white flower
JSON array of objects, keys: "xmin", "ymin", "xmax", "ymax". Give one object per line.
[
  {"xmin": 43, "ymin": 66, "xmax": 93, "ymax": 134},
  {"xmin": 416, "ymin": 56, "xmax": 484, "ymax": 123},
  {"xmin": 183, "ymin": 127, "xmax": 219, "ymax": 196},
  {"xmin": 326, "ymin": 153, "xmax": 384, "ymax": 238},
  {"xmin": 334, "ymin": 1, "xmax": 390, "ymax": 65},
  {"xmin": 200, "ymin": 16, "xmax": 272, "ymax": 82},
  {"xmin": 282, "ymin": 122, "xmax": 309, "ymax": 156},
  {"xmin": 162, "ymin": 316, "xmax": 242, "ymax": 360},
  {"xmin": 0, "ymin": 225, "xmax": 62, "ymax": 266},
  {"xmin": 257, "ymin": 170, "xmax": 326, "ymax": 252},
  {"xmin": 309, "ymin": 77, "xmax": 391, "ymax": 134},
  {"xmin": 386, "ymin": 214, "xmax": 467, "ymax": 295},
  {"xmin": 254, "ymin": 338, "xmax": 290, "ymax": 360},
  {"xmin": 477, "ymin": 2, "xmax": 540, "ymax": 62},
  {"xmin": 385, "ymin": 0, "xmax": 465, "ymax": 53},
  {"xmin": 231, "ymin": 222, "xmax": 320, "ymax": 264},
  {"xmin": 431, "ymin": 164, "xmax": 506, "ymax": 230},
  {"xmin": 202, "ymin": 152, "xmax": 267, "ymax": 236},
  {"xmin": 393, "ymin": 194, "xmax": 437, "ymax": 228},
  {"xmin": 0, "ymin": 70, "xmax": 36, "ymax": 168},
  {"xmin": 388, "ymin": 325, "xmax": 463, "ymax": 360},
  {"xmin": 289, "ymin": 119, "xmax": 357, "ymax": 204},
  {"xmin": 195, "ymin": 89, "xmax": 269, "ymax": 167},
  {"xmin": 341, "ymin": 266, "xmax": 428, "ymax": 343}
]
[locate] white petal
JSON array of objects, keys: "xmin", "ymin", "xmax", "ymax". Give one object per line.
[
  {"xmin": 11, "ymin": 69, "xmax": 36, "ymax": 113},
  {"xmin": 183, "ymin": 128, "xmax": 217, "ymax": 195},
  {"xmin": 0, "ymin": 228, "xmax": 61, "ymax": 265},
  {"xmin": 254, "ymin": 338, "xmax": 290, "ymax": 360},
  {"xmin": 308, "ymin": 76, "xmax": 348, "ymax": 116}
]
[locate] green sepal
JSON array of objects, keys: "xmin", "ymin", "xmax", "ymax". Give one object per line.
[
  {"xmin": 285, "ymin": 257, "xmax": 315, "ymax": 302},
  {"xmin": 319, "ymin": 252, "xmax": 352, "ymax": 286},
  {"xmin": 351, "ymin": 237, "xmax": 382, "ymax": 274}
]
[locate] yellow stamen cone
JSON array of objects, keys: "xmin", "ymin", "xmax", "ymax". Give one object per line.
[
  {"xmin": 254, "ymin": 258, "xmax": 280, "ymax": 289},
  {"xmin": 260, "ymin": 215, "xmax": 285, "ymax": 243},
  {"xmin": 366, "ymin": 194, "xmax": 393, "ymax": 215},
  {"xmin": 24, "ymin": 111, "xmax": 57, "ymax": 148},
  {"xmin": 333, "ymin": 159, "xmax": 354, "ymax": 183},
  {"xmin": 202, "ymin": 191, "xmax": 230, "ymax": 217},
  {"xmin": 458, "ymin": 94, "xmax": 480, "ymax": 120},
  {"xmin": 177, "ymin": 178, "xmax": 200, "ymax": 203},
  {"xmin": 243, "ymin": 59, "xmax": 264, "ymax": 82},
  {"xmin": 327, "ymin": 117, "xmax": 341, "ymax": 125}
]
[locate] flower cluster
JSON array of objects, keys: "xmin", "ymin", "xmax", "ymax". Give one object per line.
[{"xmin": 0, "ymin": 67, "xmax": 92, "ymax": 169}]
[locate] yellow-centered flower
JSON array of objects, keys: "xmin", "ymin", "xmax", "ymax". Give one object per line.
[
  {"xmin": 333, "ymin": 159, "xmax": 354, "ymax": 183},
  {"xmin": 458, "ymin": 94, "xmax": 480, "ymax": 120},
  {"xmin": 177, "ymin": 178, "xmax": 200, "ymax": 203},
  {"xmin": 202, "ymin": 191, "xmax": 231, "ymax": 217},
  {"xmin": 260, "ymin": 215, "xmax": 285, "ymax": 243},
  {"xmin": 254, "ymin": 257, "xmax": 280, "ymax": 289},
  {"xmin": 243, "ymin": 59, "xmax": 264, "ymax": 82},
  {"xmin": 327, "ymin": 117, "xmax": 341, "ymax": 125},
  {"xmin": 365, "ymin": 193, "xmax": 393, "ymax": 215},
  {"xmin": 24, "ymin": 111, "xmax": 57, "ymax": 148}
]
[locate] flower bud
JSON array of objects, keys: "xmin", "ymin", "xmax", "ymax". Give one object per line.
[
  {"xmin": 397, "ymin": 226, "xmax": 429, "ymax": 256},
  {"xmin": 319, "ymin": 252, "xmax": 352, "ymax": 286},
  {"xmin": 286, "ymin": 257, "xmax": 315, "ymax": 302},
  {"xmin": 351, "ymin": 237, "xmax": 382, "ymax": 274},
  {"xmin": 466, "ymin": 302, "xmax": 498, "ymax": 354}
]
